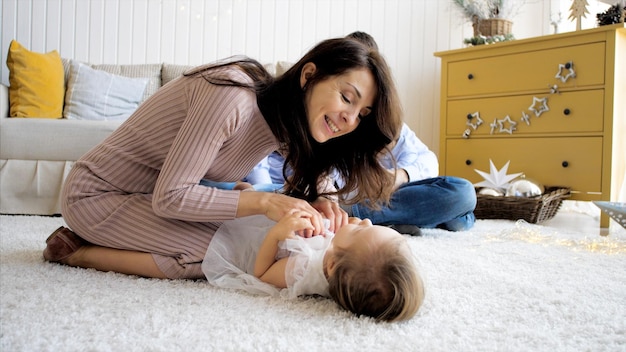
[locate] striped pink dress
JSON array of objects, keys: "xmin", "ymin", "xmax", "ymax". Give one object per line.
[{"xmin": 61, "ymin": 67, "xmax": 279, "ymax": 279}]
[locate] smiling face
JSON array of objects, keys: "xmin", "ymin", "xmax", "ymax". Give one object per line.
[{"xmin": 300, "ymin": 63, "xmax": 376, "ymax": 143}]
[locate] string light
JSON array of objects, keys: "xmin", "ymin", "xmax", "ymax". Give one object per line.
[{"xmin": 484, "ymin": 220, "xmax": 626, "ymax": 255}]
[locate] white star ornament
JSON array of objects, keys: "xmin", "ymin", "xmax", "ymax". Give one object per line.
[{"xmin": 473, "ymin": 159, "xmax": 523, "ymax": 192}]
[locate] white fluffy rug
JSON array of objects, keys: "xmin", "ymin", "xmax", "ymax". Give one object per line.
[{"xmin": 1, "ymin": 213, "xmax": 625, "ymax": 352}]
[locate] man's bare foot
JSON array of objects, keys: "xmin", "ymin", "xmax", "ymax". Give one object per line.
[{"xmin": 234, "ymin": 181, "xmax": 254, "ymax": 191}]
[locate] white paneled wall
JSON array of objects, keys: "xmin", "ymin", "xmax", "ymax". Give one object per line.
[{"xmin": 0, "ymin": 0, "xmax": 610, "ymax": 153}]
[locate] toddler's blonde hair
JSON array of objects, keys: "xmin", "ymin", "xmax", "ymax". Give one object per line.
[{"xmin": 327, "ymin": 236, "xmax": 424, "ymax": 322}]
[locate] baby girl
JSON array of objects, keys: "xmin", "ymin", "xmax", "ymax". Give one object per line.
[{"xmin": 202, "ymin": 211, "xmax": 424, "ymax": 322}]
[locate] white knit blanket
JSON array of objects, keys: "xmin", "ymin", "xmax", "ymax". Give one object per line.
[{"xmin": 1, "ymin": 213, "xmax": 625, "ymax": 352}]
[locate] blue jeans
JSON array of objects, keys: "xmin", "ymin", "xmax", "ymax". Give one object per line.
[
  {"xmin": 350, "ymin": 176, "xmax": 476, "ymax": 231},
  {"xmin": 198, "ymin": 180, "xmax": 284, "ymax": 193},
  {"xmin": 200, "ymin": 176, "xmax": 476, "ymax": 231}
]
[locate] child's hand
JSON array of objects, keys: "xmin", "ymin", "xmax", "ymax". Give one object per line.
[
  {"xmin": 269, "ymin": 210, "xmax": 315, "ymax": 241},
  {"xmin": 311, "ymin": 196, "xmax": 348, "ymax": 233}
]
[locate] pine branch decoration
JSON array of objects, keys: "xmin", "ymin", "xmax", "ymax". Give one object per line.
[{"xmin": 597, "ymin": 4, "xmax": 625, "ymax": 26}]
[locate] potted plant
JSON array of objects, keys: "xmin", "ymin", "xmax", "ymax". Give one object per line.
[{"xmin": 452, "ymin": 0, "xmax": 522, "ymax": 37}]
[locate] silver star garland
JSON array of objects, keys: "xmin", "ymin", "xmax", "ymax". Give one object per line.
[
  {"xmin": 520, "ymin": 111, "xmax": 531, "ymax": 125},
  {"xmin": 490, "ymin": 119, "xmax": 498, "ymax": 134},
  {"xmin": 529, "ymin": 97, "xmax": 550, "ymax": 117},
  {"xmin": 466, "ymin": 112, "xmax": 483, "ymax": 130},
  {"xmin": 497, "ymin": 115, "xmax": 517, "ymax": 134},
  {"xmin": 555, "ymin": 61, "xmax": 576, "ymax": 83}
]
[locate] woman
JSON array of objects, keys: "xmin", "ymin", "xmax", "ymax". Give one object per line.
[{"xmin": 43, "ymin": 36, "xmax": 403, "ymax": 280}]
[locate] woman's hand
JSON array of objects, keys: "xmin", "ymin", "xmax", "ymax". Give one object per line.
[
  {"xmin": 237, "ymin": 191, "xmax": 325, "ymax": 237},
  {"xmin": 311, "ymin": 197, "xmax": 348, "ymax": 233}
]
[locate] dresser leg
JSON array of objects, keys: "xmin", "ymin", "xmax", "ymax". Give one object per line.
[{"xmin": 600, "ymin": 213, "xmax": 609, "ymax": 229}]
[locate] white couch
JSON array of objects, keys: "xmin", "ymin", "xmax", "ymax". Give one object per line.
[
  {"xmin": 0, "ymin": 60, "xmax": 287, "ymax": 215},
  {"xmin": 0, "ymin": 62, "xmax": 193, "ymax": 215}
]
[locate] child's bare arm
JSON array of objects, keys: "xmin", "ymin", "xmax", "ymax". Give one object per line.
[
  {"xmin": 254, "ymin": 226, "xmax": 289, "ymax": 279},
  {"xmin": 254, "ymin": 211, "xmax": 314, "ymax": 283},
  {"xmin": 257, "ymin": 257, "xmax": 289, "ymax": 287}
]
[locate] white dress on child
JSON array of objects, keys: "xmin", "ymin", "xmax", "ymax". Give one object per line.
[{"xmin": 202, "ymin": 215, "xmax": 333, "ymax": 299}]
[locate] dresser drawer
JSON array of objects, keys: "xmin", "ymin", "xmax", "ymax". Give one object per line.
[
  {"xmin": 444, "ymin": 137, "xmax": 602, "ymax": 195},
  {"xmin": 447, "ymin": 42, "xmax": 605, "ymax": 97},
  {"xmin": 446, "ymin": 89, "xmax": 604, "ymax": 137}
]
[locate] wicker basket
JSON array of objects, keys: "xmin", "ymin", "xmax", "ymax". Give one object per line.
[
  {"xmin": 474, "ymin": 186, "xmax": 571, "ymax": 223},
  {"xmin": 473, "ymin": 18, "xmax": 513, "ymax": 37}
]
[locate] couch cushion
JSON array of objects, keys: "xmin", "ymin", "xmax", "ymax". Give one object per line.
[
  {"xmin": 92, "ymin": 63, "xmax": 162, "ymax": 102},
  {"xmin": 162, "ymin": 63, "xmax": 194, "ymax": 86},
  {"xmin": 161, "ymin": 63, "xmax": 282, "ymax": 87},
  {"xmin": 0, "ymin": 116, "xmax": 122, "ymax": 161},
  {"xmin": 63, "ymin": 61, "xmax": 148, "ymax": 121},
  {"xmin": 7, "ymin": 40, "xmax": 65, "ymax": 118},
  {"xmin": 61, "ymin": 60, "xmax": 162, "ymax": 102},
  {"xmin": 276, "ymin": 61, "xmax": 294, "ymax": 76}
]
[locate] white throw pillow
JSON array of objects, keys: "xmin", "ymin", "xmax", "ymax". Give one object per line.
[{"xmin": 63, "ymin": 60, "xmax": 148, "ymax": 121}]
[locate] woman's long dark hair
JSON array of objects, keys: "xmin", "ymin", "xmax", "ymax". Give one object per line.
[{"xmin": 186, "ymin": 37, "xmax": 402, "ymax": 206}]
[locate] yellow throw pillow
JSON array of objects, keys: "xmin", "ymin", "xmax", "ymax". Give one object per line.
[{"xmin": 7, "ymin": 40, "xmax": 65, "ymax": 118}]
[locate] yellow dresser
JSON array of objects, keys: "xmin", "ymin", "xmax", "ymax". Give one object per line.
[{"xmin": 435, "ymin": 24, "xmax": 625, "ymax": 227}]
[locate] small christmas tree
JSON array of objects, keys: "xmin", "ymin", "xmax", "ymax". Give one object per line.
[{"xmin": 569, "ymin": 0, "xmax": 590, "ymax": 30}]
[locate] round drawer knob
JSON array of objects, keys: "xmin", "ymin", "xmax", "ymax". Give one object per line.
[
  {"xmin": 564, "ymin": 108, "xmax": 571, "ymax": 115},
  {"xmin": 467, "ymin": 74, "xmax": 474, "ymax": 80},
  {"xmin": 565, "ymin": 62, "xmax": 572, "ymax": 69},
  {"xmin": 467, "ymin": 113, "xmax": 473, "ymax": 120},
  {"xmin": 465, "ymin": 159, "xmax": 472, "ymax": 165},
  {"xmin": 562, "ymin": 161, "xmax": 569, "ymax": 168}
]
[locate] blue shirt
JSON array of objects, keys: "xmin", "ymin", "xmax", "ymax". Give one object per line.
[{"xmin": 244, "ymin": 123, "xmax": 439, "ymax": 186}]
